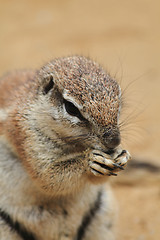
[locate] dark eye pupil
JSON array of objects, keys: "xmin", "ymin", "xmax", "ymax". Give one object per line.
[{"xmin": 64, "ymin": 99, "xmax": 80, "ymax": 117}]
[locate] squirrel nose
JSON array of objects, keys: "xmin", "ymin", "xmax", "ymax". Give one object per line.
[{"xmin": 102, "ymin": 132, "xmax": 121, "ymax": 149}]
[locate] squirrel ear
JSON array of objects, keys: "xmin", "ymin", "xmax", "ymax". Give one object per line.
[{"xmin": 43, "ymin": 75, "xmax": 54, "ymax": 94}]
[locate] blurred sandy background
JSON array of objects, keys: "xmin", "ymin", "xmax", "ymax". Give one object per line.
[{"xmin": 0, "ymin": 0, "xmax": 160, "ymax": 239}]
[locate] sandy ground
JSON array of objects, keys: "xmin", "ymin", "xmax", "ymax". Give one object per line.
[{"xmin": 0, "ymin": 0, "xmax": 160, "ymax": 239}]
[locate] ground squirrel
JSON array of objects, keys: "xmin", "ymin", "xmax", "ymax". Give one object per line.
[{"xmin": 0, "ymin": 56, "xmax": 131, "ymax": 240}]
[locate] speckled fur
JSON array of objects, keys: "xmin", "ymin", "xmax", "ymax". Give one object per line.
[{"xmin": 0, "ymin": 56, "xmax": 130, "ymax": 240}]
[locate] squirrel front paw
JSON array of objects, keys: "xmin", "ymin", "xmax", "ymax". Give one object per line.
[{"xmin": 88, "ymin": 149, "xmax": 131, "ymax": 177}]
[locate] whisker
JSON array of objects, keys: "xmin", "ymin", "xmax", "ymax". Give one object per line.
[
  {"xmin": 119, "ymin": 99, "xmax": 146, "ymax": 130},
  {"xmin": 121, "ymin": 71, "xmax": 148, "ymax": 98}
]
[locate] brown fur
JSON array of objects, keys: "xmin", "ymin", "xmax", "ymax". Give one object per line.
[{"xmin": 0, "ymin": 56, "xmax": 131, "ymax": 240}]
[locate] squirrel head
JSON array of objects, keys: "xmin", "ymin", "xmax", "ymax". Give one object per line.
[{"xmin": 37, "ymin": 56, "xmax": 121, "ymax": 151}]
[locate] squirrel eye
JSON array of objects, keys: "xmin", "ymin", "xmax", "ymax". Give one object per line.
[
  {"xmin": 64, "ymin": 99, "xmax": 81, "ymax": 117},
  {"xmin": 63, "ymin": 99, "xmax": 87, "ymax": 122}
]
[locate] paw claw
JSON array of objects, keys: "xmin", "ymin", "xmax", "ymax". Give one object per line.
[
  {"xmin": 109, "ymin": 172, "xmax": 117, "ymax": 176},
  {"xmin": 113, "ymin": 163, "xmax": 124, "ymax": 170}
]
